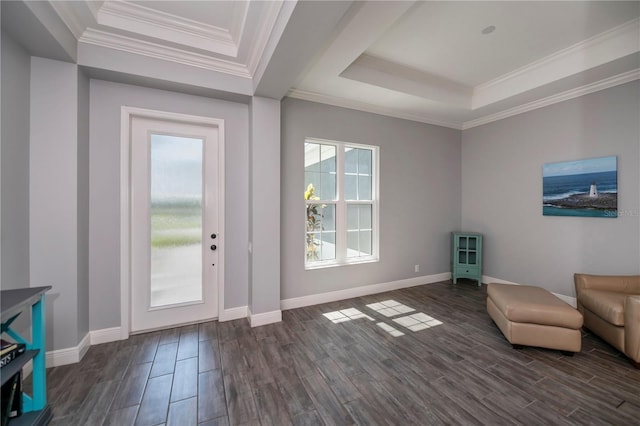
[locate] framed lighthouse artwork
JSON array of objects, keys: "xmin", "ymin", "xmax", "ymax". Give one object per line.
[{"xmin": 542, "ymin": 156, "xmax": 617, "ymax": 218}]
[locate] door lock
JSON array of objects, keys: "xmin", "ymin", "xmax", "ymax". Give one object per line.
[{"xmin": 210, "ymin": 244, "xmax": 217, "ymax": 251}]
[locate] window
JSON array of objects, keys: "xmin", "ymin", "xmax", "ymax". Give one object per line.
[{"xmin": 304, "ymin": 138, "xmax": 379, "ymax": 268}]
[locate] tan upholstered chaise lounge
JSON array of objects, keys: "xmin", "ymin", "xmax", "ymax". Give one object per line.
[
  {"xmin": 574, "ymin": 273, "xmax": 640, "ymax": 368},
  {"xmin": 487, "ymin": 283, "xmax": 583, "ymax": 354}
]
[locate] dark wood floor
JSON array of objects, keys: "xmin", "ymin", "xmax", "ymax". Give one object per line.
[{"xmin": 41, "ymin": 281, "xmax": 639, "ymax": 425}]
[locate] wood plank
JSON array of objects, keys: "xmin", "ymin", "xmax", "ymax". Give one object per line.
[
  {"xmin": 73, "ymin": 379, "xmax": 121, "ymax": 426},
  {"xmin": 289, "ymin": 409, "xmax": 323, "ymax": 426},
  {"xmin": 158, "ymin": 327, "xmax": 180, "ymax": 345},
  {"xmin": 198, "ymin": 416, "xmax": 230, "ymax": 426},
  {"xmin": 167, "ymin": 396, "xmax": 197, "ymax": 426},
  {"xmin": 313, "ymin": 356, "xmax": 361, "ymax": 403},
  {"xmin": 135, "ymin": 374, "xmax": 172, "ymax": 425},
  {"xmin": 198, "ymin": 369, "xmax": 227, "ymax": 422},
  {"xmin": 150, "ymin": 342, "xmax": 178, "ymax": 378},
  {"xmin": 171, "ymin": 357, "xmax": 198, "ymax": 402},
  {"xmin": 177, "ymin": 324, "xmax": 199, "ymax": 360},
  {"xmin": 253, "ymin": 382, "xmax": 293, "ymax": 426},
  {"xmin": 272, "ymin": 366, "xmax": 315, "ymax": 417},
  {"xmin": 41, "ymin": 282, "xmax": 640, "ymax": 426},
  {"xmin": 111, "ymin": 362, "xmax": 152, "ymax": 410},
  {"xmin": 300, "ymin": 373, "xmax": 354, "ymax": 425},
  {"xmin": 103, "ymin": 405, "xmax": 139, "ymax": 426},
  {"xmin": 199, "ymin": 321, "xmax": 219, "ymax": 342},
  {"xmin": 199, "ymin": 338, "xmax": 221, "ymax": 373}
]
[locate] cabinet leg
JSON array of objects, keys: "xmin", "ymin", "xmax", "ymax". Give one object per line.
[{"xmin": 31, "ymin": 295, "xmax": 47, "ymax": 411}]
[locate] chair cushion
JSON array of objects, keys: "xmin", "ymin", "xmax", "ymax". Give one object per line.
[
  {"xmin": 487, "ymin": 283, "xmax": 583, "ymax": 329},
  {"xmin": 578, "ymin": 289, "xmax": 626, "ymax": 326}
]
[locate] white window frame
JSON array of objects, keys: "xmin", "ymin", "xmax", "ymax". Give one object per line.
[{"xmin": 304, "ymin": 137, "xmax": 380, "ymax": 270}]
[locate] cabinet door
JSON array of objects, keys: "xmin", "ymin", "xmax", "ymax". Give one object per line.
[
  {"xmin": 457, "ymin": 249, "xmax": 467, "ymax": 264},
  {"xmin": 458, "ymin": 236, "xmax": 467, "ymax": 249}
]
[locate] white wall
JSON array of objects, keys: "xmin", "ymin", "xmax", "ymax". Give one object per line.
[
  {"xmin": 1, "ymin": 32, "xmax": 31, "ymax": 290},
  {"xmin": 281, "ymin": 98, "xmax": 462, "ymax": 300},
  {"xmin": 461, "ymin": 81, "xmax": 640, "ymax": 297},
  {"xmin": 89, "ymin": 80, "xmax": 250, "ymax": 331}
]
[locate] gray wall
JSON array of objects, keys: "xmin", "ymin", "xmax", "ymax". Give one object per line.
[
  {"xmin": 461, "ymin": 81, "xmax": 640, "ymax": 298},
  {"xmin": 89, "ymin": 80, "xmax": 250, "ymax": 330},
  {"xmin": 77, "ymin": 69, "xmax": 90, "ymax": 340},
  {"xmin": 30, "ymin": 57, "xmax": 82, "ymax": 350},
  {"xmin": 281, "ymin": 98, "xmax": 462, "ymax": 300},
  {"xmin": 1, "ymin": 32, "xmax": 31, "ymax": 290},
  {"xmin": 249, "ymin": 97, "xmax": 281, "ymax": 315}
]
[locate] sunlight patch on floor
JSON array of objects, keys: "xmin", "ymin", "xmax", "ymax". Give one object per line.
[
  {"xmin": 322, "ymin": 308, "xmax": 374, "ymax": 324},
  {"xmin": 366, "ymin": 299, "xmax": 415, "ymax": 317},
  {"xmin": 322, "ymin": 300, "xmax": 443, "ymax": 337},
  {"xmin": 393, "ymin": 313, "xmax": 443, "ymax": 332}
]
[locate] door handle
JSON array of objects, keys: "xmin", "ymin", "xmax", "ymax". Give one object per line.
[{"xmin": 210, "ymin": 244, "xmax": 217, "ymax": 251}]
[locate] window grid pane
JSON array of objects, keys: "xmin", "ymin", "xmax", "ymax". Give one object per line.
[
  {"xmin": 344, "ymin": 147, "xmax": 373, "ymax": 201},
  {"xmin": 305, "ymin": 140, "xmax": 377, "ymax": 266},
  {"xmin": 347, "ymin": 203, "xmax": 373, "ymax": 258},
  {"xmin": 305, "ymin": 142, "xmax": 336, "ymax": 201},
  {"xmin": 305, "ymin": 204, "xmax": 336, "ymax": 262}
]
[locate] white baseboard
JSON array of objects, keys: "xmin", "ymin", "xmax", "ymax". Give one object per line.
[
  {"xmin": 219, "ymin": 306, "xmax": 248, "ymax": 322},
  {"xmin": 37, "ymin": 310, "xmax": 247, "ymax": 370},
  {"xmin": 552, "ymin": 293, "xmax": 577, "ymax": 308},
  {"xmin": 281, "ymin": 272, "xmax": 451, "ymax": 311},
  {"xmin": 483, "ymin": 275, "xmax": 577, "ymax": 308},
  {"xmin": 90, "ymin": 327, "xmax": 123, "ymax": 345},
  {"xmin": 45, "ymin": 332, "xmax": 91, "ymax": 368},
  {"xmin": 482, "ymin": 275, "xmax": 519, "ymax": 286},
  {"xmin": 248, "ymin": 308, "xmax": 282, "ymax": 327}
]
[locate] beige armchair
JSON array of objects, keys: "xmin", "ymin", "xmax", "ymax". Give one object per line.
[{"xmin": 574, "ymin": 273, "xmax": 640, "ymax": 368}]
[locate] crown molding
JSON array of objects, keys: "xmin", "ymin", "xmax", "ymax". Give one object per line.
[
  {"xmin": 80, "ymin": 29, "xmax": 251, "ymax": 78},
  {"xmin": 97, "ymin": 0, "xmax": 239, "ymax": 57},
  {"xmin": 85, "ymin": 0, "xmax": 101, "ymax": 19},
  {"xmin": 229, "ymin": 1, "xmax": 250, "ymax": 46},
  {"xmin": 287, "ymin": 89, "xmax": 462, "ymax": 130},
  {"xmin": 463, "ymin": 69, "xmax": 640, "ymax": 130},
  {"xmin": 246, "ymin": 1, "xmax": 284, "ymax": 76},
  {"xmin": 473, "ymin": 18, "xmax": 640, "ymax": 109},
  {"xmin": 49, "ymin": 0, "xmax": 86, "ymax": 39},
  {"xmin": 289, "ymin": 69, "xmax": 639, "ymax": 132}
]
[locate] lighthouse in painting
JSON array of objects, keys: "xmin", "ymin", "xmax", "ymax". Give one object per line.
[{"xmin": 589, "ymin": 182, "xmax": 598, "ymax": 197}]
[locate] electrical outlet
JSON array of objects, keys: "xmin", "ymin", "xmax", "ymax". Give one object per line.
[{"xmin": 415, "ymin": 264, "xmax": 419, "ymax": 273}]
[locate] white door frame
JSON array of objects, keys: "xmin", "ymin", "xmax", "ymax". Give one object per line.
[{"xmin": 120, "ymin": 106, "xmax": 225, "ymax": 339}]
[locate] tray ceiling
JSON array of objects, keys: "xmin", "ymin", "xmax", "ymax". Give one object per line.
[{"xmin": 36, "ymin": 1, "xmax": 640, "ymax": 129}]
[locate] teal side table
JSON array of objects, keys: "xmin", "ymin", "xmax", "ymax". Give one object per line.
[
  {"xmin": 451, "ymin": 232, "xmax": 483, "ymax": 287},
  {"xmin": 1, "ymin": 286, "xmax": 52, "ymax": 426}
]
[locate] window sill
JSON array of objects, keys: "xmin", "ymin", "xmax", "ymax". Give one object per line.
[{"xmin": 305, "ymin": 257, "xmax": 379, "ymax": 271}]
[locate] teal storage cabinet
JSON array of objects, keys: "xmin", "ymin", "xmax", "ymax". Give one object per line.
[{"xmin": 451, "ymin": 232, "xmax": 483, "ymax": 287}]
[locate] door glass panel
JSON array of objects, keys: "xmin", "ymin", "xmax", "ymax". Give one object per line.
[{"xmin": 150, "ymin": 134, "xmax": 203, "ymax": 307}]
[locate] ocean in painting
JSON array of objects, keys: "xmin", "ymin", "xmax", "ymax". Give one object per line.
[{"xmin": 543, "ymin": 170, "xmax": 617, "ymax": 217}]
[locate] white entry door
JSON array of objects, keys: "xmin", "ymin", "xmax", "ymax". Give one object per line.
[{"xmin": 130, "ymin": 116, "xmax": 221, "ymax": 332}]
